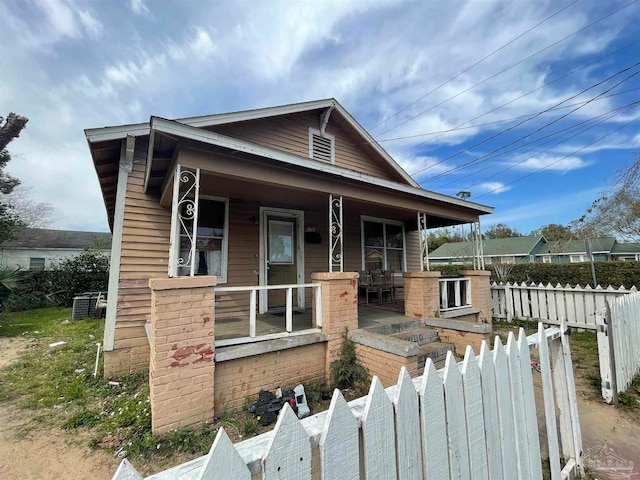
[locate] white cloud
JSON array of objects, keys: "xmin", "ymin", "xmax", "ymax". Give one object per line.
[
  {"xmin": 34, "ymin": 0, "xmax": 103, "ymax": 40},
  {"xmin": 189, "ymin": 27, "xmax": 217, "ymax": 60},
  {"xmin": 510, "ymin": 155, "xmax": 590, "ymax": 172},
  {"xmin": 476, "ymin": 182, "xmax": 512, "ymax": 194},
  {"xmin": 130, "ymin": 0, "xmax": 150, "ymax": 16}
]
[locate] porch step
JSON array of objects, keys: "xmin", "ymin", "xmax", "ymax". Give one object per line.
[
  {"xmin": 417, "ymin": 342, "xmax": 455, "ymax": 369},
  {"xmin": 390, "ymin": 327, "xmax": 438, "ymax": 346}
]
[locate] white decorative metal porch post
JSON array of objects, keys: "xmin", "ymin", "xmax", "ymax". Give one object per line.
[
  {"xmin": 418, "ymin": 212, "xmax": 429, "ymax": 271},
  {"xmin": 471, "ymin": 219, "xmax": 485, "ymax": 270},
  {"xmin": 168, "ymin": 164, "xmax": 201, "ymax": 277},
  {"xmin": 329, "ymin": 194, "xmax": 343, "ymax": 273}
]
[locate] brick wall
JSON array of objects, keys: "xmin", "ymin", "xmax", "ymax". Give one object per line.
[
  {"xmin": 104, "ymin": 343, "xmax": 149, "ymax": 377},
  {"xmin": 435, "ymin": 328, "xmax": 491, "ymax": 354},
  {"xmin": 214, "ymin": 343, "xmax": 326, "ymax": 412},
  {"xmin": 148, "ymin": 277, "xmax": 216, "ymax": 434},
  {"xmin": 403, "ymin": 271, "xmax": 441, "ymax": 319},
  {"xmin": 311, "ymin": 272, "xmax": 359, "ymax": 377},
  {"xmin": 355, "ymin": 344, "xmax": 421, "ymax": 388},
  {"xmin": 459, "ymin": 270, "xmax": 492, "ymax": 323}
]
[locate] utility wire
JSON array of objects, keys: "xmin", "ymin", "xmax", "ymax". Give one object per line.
[
  {"xmin": 369, "ymin": 0, "xmax": 578, "ymax": 132},
  {"xmin": 473, "ymin": 116, "xmax": 639, "ymax": 199},
  {"xmin": 412, "ymin": 62, "xmax": 640, "ymax": 180},
  {"xmin": 376, "ymin": 0, "xmax": 638, "ymax": 139},
  {"xmin": 437, "ymin": 102, "xmax": 640, "ymax": 189},
  {"xmin": 376, "ymin": 87, "xmax": 640, "ymax": 143}
]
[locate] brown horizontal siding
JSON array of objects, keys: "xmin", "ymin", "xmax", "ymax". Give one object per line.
[{"xmin": 209, "ymin": 111, "xmax": 403, "ymax": 183}]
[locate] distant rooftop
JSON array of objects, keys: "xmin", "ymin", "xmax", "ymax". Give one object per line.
[
  {"xmin": 611, "ymin": 242, "xmax": 640, "ymax": 254},
  {"xmin": 430, "ymin": 235, "xmax": 544, "ymax": 258},
  {"xmin": 0, "ymin": 228, "xmax": 112, "ymax": 250},
  {"xmin": 537, "ymin": 237, "xmax": 616, "ymax": 255}
]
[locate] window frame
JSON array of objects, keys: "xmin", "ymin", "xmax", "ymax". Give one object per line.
[
  {"xmin": 29, "ymin": 257, "xmax": 46, "ymax": 270},
  {"xmin": 174, "ymin": 195, "xmax": 230, "ymax": 283},
  {"xmin": 360, "ymin": 216, "xmax": 407, "ymax": 273}
]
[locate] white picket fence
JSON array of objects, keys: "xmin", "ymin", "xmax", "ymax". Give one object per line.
[
  {"xmin": 491, "ymin": 282, "xmax": 637, "ymax": 330},
  {"xmin": 596, "ymin": 291, "xmax": 640, "ymax": 404},
  {"xmin": 114, "ymin": 322, "xmax": 583, "ymax": 480}
]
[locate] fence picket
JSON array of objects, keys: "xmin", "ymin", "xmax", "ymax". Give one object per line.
[
  {"xmin": 393, "ymin": 367, "xmax": 423, "ymax": 480},
  {"xmin": 492, "ymin": 338, "xmax": 518, "ymax": 479},
  {"xmin": 362, "ymin": 376, "xmax": 397, "ymax": 480},
  {"xmin": 198, "ymin": 428, "xmax": 250, "ymax": 480},
  {"xmin": 477, "ymin": 341, "xmax": 503, "ymax": 480},
  {"xmin": 319, "ymin": 389, "xmax": 359, "ymax": 480},
  {"xmin": 443, "ymin": 351, "xmax": 471, "ymax": 480},
  {"xmin": 530, "ymin": 283, "xmax": 540, "ymax": 319},
  {"xmin": 506, "ymin": 332, "xmax": 531, "ymax": 479},
  {"xmin": 419, "ymin": 359, "xmax": 450, "ymax": 480},
  {"xmin": 460, "ymin": 347, "xmax": 489, "ymax": 480},
  {"xmin": 546, "ymin": 283, "xmax": 557, "ymax": 322},
  {"xmin": 262, "ymin": 403, "xmax": 311, "ymax": 479},
  {"xmin": 517, "ymin": 328, "xmax": 543, "ymax": 479},
  {"xmin": 537, "ymin": 323, "xmax": 562, "ymax": 480},
  {"xmin": 112, "ymin": 459, "xmax": 143, "ymax": 480},
  {"xmin": 596, "ymin": 309, "xmax": 615, "ymax": 403}
]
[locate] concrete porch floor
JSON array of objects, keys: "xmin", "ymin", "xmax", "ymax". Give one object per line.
[{"xmin": 215, "ymin": 304, "xmax": 409, "ymax": 341}]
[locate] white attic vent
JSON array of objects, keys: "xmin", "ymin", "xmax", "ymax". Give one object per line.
[{"xmin": 309, "ymin": 128, "xmax": 335, "ymax": 163}]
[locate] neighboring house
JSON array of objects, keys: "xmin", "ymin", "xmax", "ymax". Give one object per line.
[
  {"xmin": 536, "ymin": 237, "xmax": 616, "ymax": 263},
  {"xmin": 85, "ymin": 98, "xmax": 494, "ymax": 375},
  {"xmin": 610, "ymin": 242, "xmax": 640, "ymax": 261},
  {"xmin": 430, "ymin": 235, "xmax": 546, "ymax": 265},
  {"xmin": 0, "ymin": 228, "xmax": 111, "ymax": 270}
]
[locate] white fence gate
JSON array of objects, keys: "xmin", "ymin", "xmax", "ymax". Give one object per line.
[
  {"xmin": 491, "ymin": 282, "xmax": 636, "ymax": 330},
  {"xmin": 596, "ymin": 291, "xmax": 640, "ymax": 404},
  {"xmin": 114, "ymin": 322, "xmax": 583, "ymax": 480}
]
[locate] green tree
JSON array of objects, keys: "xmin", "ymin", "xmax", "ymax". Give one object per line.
[
  {"xmin": 483, "ymin": 223, "xmax": 521, "ymax": 239},
  {"xmin": 531, "ymin": 223, "xmax": 575, "ymax": 241},
  {"xmin": 427, "ymin": 227, "xmax": 465, "ymax": 252}
]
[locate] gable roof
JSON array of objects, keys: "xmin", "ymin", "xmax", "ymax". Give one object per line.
[
  {"xmin": 0, "ymin": 228, "xmax": 112, "ymax": 250},
  {"xmin": 85, "ymin": 98, "xmax": 418, "ymax": 188},
  {"xmin": 430, "ymin": 235, "xmax": 545, "ymax": 258},
  {"xmin": 537, "ymin": 237, "xmax": 616, "ymax": 255}
]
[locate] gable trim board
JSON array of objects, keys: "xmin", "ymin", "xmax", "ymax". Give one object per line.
[
  {"xmin": 149, "ymin": 116, "xmax": 494, "ymax": 217},
  {"xmin": 85, "ymin": 98, "xmax": 418, "ymax": 188}
]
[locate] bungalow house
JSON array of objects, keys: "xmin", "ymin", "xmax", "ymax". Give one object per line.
[
  {"xmin": 610, "ymin": 242, "xmax": 640, "ymax": 261},
  {"xmin": 0, "ymin": 228, "xmax": 111, "ymax": 270},
  {"xmin": 535, "ymin": 237, "xmax": 616, "ymax": 263},
  {"xmin": 430, "ymin": 235, "xmax": 546, "ymax": 265},
  {"xmin": 86, "ymin": 99, "xmax": 495, "ymax": 431}
]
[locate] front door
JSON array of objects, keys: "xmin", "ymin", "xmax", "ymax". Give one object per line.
[{"xmin": 260, "ymin": 208, "xmax": 304, "ymax": 312}]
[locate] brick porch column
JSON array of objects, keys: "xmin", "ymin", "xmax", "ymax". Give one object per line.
[
  {"xmin": 148, "ymin": 276, "xmax": 216, "ymax": 434},
  {"xmin": 403, "ymin": 271, "xmax": 441, "ymax": 320},
  {"xmin": 311, "ymin": 272, "xmax": 359, "ymax": 377},
  {"xmin": 459, "ymin": 270, "xmax": 492, "ymax": 323}
]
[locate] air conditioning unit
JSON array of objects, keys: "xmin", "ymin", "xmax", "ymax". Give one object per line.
[{"xmin": 72, "ymin": 295, "xmax": 92, "ymax": 320}]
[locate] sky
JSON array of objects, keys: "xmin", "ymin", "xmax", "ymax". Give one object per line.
[{"xmin": 0, "ymin": 0, "xmax": 639, "ymax": 235}]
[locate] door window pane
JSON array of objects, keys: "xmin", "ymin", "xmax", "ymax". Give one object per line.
[{"xmin": 269, "ymin": 221, "xmax": 294, "ymax": 264}]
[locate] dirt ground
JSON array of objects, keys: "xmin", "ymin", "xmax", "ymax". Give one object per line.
[
  {"xmin": 0, "ymin": 337, "xmax": 118, "ymax": 480},
  {"xmin": 0, "ymin": 335, "xmax": 638, "ymax": 479}
]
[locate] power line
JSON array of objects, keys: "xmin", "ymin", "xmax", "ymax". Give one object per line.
[
  {"xmin": 368, "ymin": 0, "xmax": 578, "ymax": 132},
  {"xmin": 376, "ymin": 0, "xmax": 639, "ymax": 139},
  {"xmin": 375, "ymin": 87, "xmax": 640, "ymax": 143},
  {"xmin": 437, "ymin": 102, "xmax": 640, "ymax": 189},
  {"xmin": 473, "ymin": 116, "xmax": 639, "ymax": 199},
  {"xmin": 411, "ymin": 61, "xmax": 640, "ymax": 180}
]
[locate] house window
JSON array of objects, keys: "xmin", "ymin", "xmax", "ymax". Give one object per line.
[
  {"xmin": 570, "ymin": 254, "xmax": 586, "ymax": 263},
  {"xmin": 29, "ymin": 258, "xmax": 45, "ymax": 270},
  {"xmin": 361, "ymin": 217, "xmax": 405, "ymax": 272},
  {"xmin": 500, "ymin": 256, "xmax": 515, "ymax": 264},
  {"xmin": 177, "ymin": 197, "xmax": 229, "ymax": 283},
  {"xmin": 542, "ymin": 255, "xmax": 551, "ymax": 263},
  {"xmin": 439, "ymin": 277, "xmax": 472, "ymax": 310},
  {"xmin": 308, "ymin": 128, "xmax": 335, "ymax": 163}
]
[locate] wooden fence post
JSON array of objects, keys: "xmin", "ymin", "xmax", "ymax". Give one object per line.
[{"xmin": 596, "ymin": 307, "xmax": 617, "ymax": 404}]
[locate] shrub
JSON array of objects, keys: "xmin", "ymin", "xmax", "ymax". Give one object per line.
[{"xmin": 331, "ymin": 329, "xmax": 370, "ymax": 391}]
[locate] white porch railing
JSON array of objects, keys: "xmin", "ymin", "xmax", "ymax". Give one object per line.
[
  {"xmin": 439, "ymin": 277, "xmax": 472, "ymax": 311},
  {"xmin": 115, "ymin": 322, "xmax": 583, "ymax": 480},
  {"xmin": 214, "ymin": 283, "xmax": 322, "ymax": 347}
]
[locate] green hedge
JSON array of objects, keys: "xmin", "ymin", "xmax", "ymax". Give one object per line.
[{"xmin": 430, "ymin": 261, "xmax": 640, "ymax": 288}]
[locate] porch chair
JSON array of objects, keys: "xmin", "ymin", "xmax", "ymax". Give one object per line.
[
  {"xmin": 358, "ymin": 271, "xmax": 379, "ymax": 305},
  {"xmin": 373, "ymin": 270, "xmax": 394, "ymax": 304}
]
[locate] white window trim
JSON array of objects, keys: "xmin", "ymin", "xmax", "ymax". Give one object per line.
[
  {"xmin": 542, "ymin": 255, "xmax": 551, "ymax": 263},
  {"xmin": 360, "ymin": 215, "xmax": 407, "ymax": 273},
  {"xmin": 308, "ymin": 127, "xmax": 335, "ymax": 164},
  {"xmin": 173, "ymin": 195, "xmax": 230, "ymax": 283}
]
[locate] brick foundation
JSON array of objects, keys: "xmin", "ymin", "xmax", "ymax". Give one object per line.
[
  {"xmin": 148, "ymin": 276, "xmax": 216, "ymax": 434},
  {"xmin": 311, "ymin": 272, "xmax": 359, "ymax": 377},
  {"xmin": 403, "ymin": 271, "xmax": 441, "ymax": 319},
  {"xmin": 214, "ymin": 343, "xmax": 326, "ymax": 412},
  {"xmin": 104, "ymin": 343, "xmax": 149, "ymax": 377},
  {"xmin": 355, "ymin": 343, "xmax": 421, "ymax": 388},
  {"xmin": 435, "ymin": 329, "xmax": 491, "ymax": 354}
]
